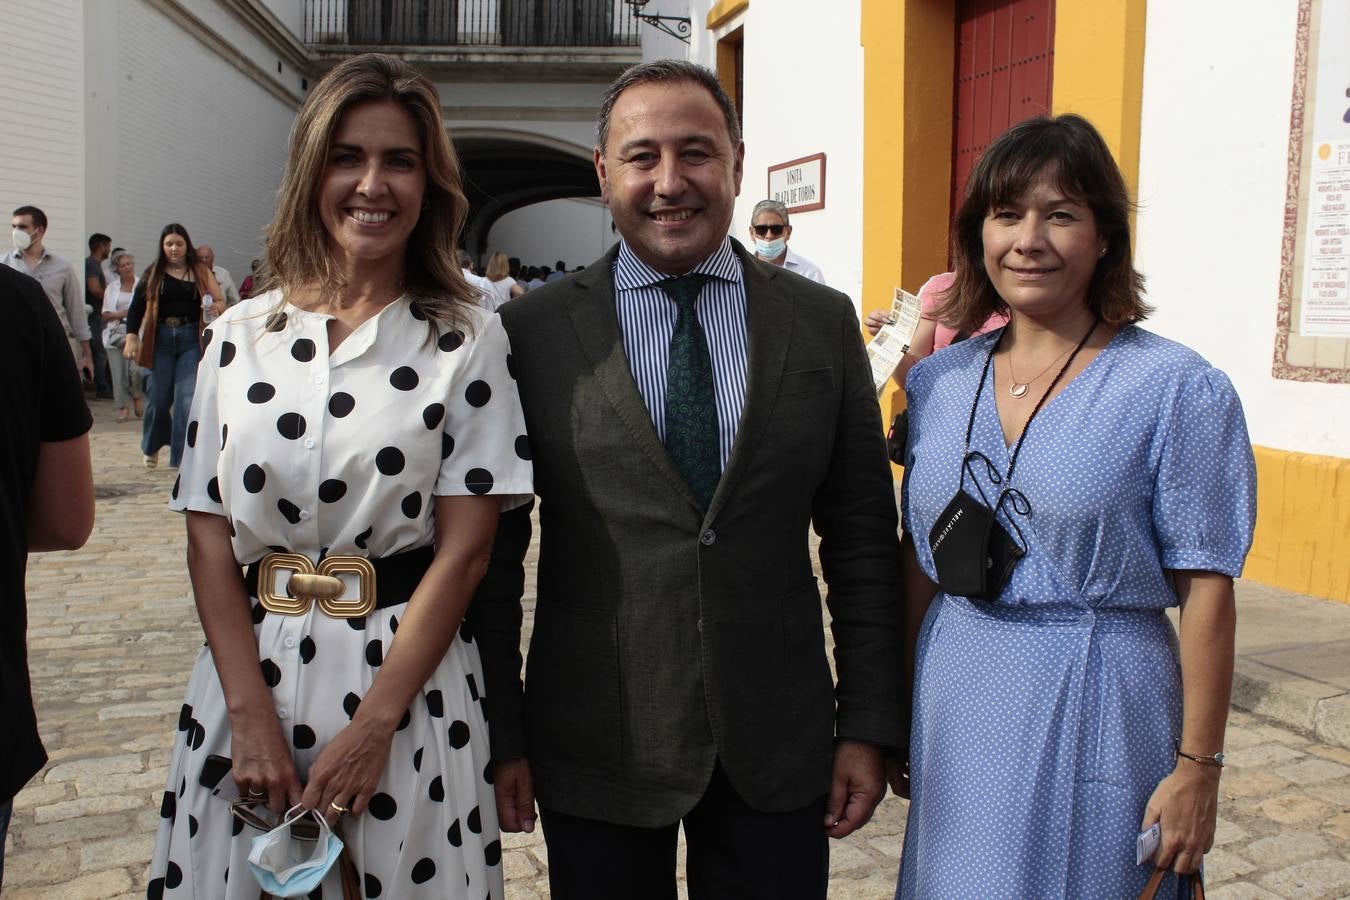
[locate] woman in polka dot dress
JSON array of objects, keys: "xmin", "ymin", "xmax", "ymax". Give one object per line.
[
  {"xmin": 145, "ymin": 54, "xmax": 532, "ymax": 899},
  {"xmin": 895, "ymin": 116, "xmax": 1255, "ymax": 898}
]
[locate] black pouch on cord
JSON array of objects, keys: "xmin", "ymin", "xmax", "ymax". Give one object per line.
[
  {"xmin": 928, "ymin": 488, "xmax": 1025, "ymax": 601},
  {"xmin": 924, "ymin": 318, "xmax": 1097, "ymax": 600}
]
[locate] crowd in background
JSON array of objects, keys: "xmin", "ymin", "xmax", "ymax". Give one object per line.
[
  {"xmin": 5, "ymin": 198, "xmax": 618, "ymax": 472},
  {"xmin": 458, "ymin": 251, "xmax": 585, "ymax": 311}
]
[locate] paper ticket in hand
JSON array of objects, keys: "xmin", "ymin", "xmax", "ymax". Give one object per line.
[
  {"xmin": 866, "ymin": 287, "xmax": 923, "ymax": 393},
  {"xmin": 1136, "ymin": 823, "xmax": 1161, "ymax": 865}
]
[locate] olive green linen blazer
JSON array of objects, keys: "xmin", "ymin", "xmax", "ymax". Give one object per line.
[{"xmin": 469, "ymin": 239, "xmax": 904, "ymax": 828}]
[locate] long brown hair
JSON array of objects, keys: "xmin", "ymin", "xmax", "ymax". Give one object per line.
[
  {"xmin": 141, "ymin": 223, "xmax": 210, "ymax": 309},
  {"xmin": 258, "ymin": 53, "xmax": 474, "ymax": 332},
  {"xmin": 936, "ymin": 114, "xmax": 1150, "ymax": 335}
]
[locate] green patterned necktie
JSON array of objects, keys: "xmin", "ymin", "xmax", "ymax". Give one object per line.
[{"xmin": 659, "ymin": 274, "xmax": 719, "ymax": 508}]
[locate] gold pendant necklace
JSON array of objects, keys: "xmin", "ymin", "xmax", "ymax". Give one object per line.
[{"xmin": 1007, "ymin": 342, "xmax": 1076, "ymax": 399}]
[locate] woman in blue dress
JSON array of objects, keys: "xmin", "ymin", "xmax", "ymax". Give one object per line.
[{"xmin": 895, "ymin": 114, "xmax": 1256, "ymax": 899}]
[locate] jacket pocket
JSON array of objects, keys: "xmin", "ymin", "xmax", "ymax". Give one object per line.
[
  {"xmin": 780, "ymin": 366, "xmax": 835, "ymax": 396},
  {"xmin": 524, "ymin": 603, "xmax": 622, "ymax": 772}
]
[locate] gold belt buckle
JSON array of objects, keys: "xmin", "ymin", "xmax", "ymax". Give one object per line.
[{"xmin": 256, "ymin": 553, "xmax": 377, "ymax": 618}]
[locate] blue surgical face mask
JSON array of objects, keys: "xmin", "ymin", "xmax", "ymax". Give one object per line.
[
  {"xmin": 247, "ymin": 805, "xmax": 343, "ymax": 897},
  {"xmin": 755, "ymin": 237, "xmax": 787, "ymax": 260}
]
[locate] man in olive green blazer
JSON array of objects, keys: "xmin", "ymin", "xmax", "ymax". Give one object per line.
[{"xmin": 469, "ymin": 60, "xmax": 903, "ymax": 899}]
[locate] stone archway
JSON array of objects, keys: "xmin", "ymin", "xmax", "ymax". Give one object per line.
[{"xmin": 452, "ymin": 129, "xmax": 601, "ymax": 258}]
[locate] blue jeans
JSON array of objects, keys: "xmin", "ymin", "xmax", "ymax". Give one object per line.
[
  {"xmin": 141, "ymin": 323, "xmax": 200, "ymax": 467},
  {"xmin": 1, "ymin": 797, "xmax": 11, "ymax": 889}
]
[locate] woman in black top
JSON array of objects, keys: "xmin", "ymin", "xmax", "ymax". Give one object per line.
[{"xmin": 124, "ymin": 224, "xmax": 223, "ymax": 468}]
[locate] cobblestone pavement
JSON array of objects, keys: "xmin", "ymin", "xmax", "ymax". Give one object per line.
[{"xmin": 5, "ymin": 403, "xmax": 1350, "ymax": 898}]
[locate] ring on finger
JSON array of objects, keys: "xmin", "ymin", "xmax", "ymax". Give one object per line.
[
  {"xmin": 328, "ymin": 800, "xmax": 348, "ymax": 816},
  {"xmin": 247, "ymin": 786, "xmax": 265, "ymax": 798}
]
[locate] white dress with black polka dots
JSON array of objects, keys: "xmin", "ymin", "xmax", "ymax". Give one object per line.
[
  {"xmin": 897, "ymin": 326, "xmax": 1255, "ymax": 899},
  {"xmin": 146, "ymin": 291, "xmax": 532, "ymax": 900}
]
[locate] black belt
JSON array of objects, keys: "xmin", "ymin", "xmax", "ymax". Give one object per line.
[
  {"xmin": 159, "ymin": 316, "xmax": 199, "ymax": 327},
  {"xmin": 244, "ymin": 546, "xmax": 434, "ymax": 616}
]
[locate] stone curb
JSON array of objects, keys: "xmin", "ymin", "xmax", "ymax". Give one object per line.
[{"xmin": 1232, "ymin": 658, "xmax": 1350, "ymax": 750}]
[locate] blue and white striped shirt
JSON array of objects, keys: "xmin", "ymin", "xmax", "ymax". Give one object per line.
[{"xmin": 613, "ymin": 238, "xmax": 748, "ymax": 469}]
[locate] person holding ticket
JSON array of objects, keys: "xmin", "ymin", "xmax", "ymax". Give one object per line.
[
  {"xmin": 864, "ymin": 271, "xmax": 1008, "ymax": 390},
  {"xmin": 893, "ymin": 114, "xmax": 1256, "ymax": 898}
]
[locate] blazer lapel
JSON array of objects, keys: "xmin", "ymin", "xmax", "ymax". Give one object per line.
[
  {"xmin": 706, "ymin": 242, "xmax": 793, "ymax": 522},
  {"xmin": 565, "ymin": 247, "xmax": 705, "ymax": 512}
]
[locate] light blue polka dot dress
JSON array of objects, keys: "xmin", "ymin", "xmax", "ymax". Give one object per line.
[{"xmin": 896, "ymin": 325, "xmax": 1256, "ymax": 900}]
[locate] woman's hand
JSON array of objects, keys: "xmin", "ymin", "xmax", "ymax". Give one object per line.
[
  {"xmin": 301, "ymin": 714, "xmax": 395, "ymax": 823},
  {"xmin": 864, "ymin": 309, "xmax": 893, "ymax": 338},
  {"xmin": 210, "ymin": 299, "xmax": 226, "ymax": 318},
  {"xmin": 122, "ymin": 334, "xmax": 139, "ymax": 359},
  {"xmin": 1140, "ymin": 760, "xmax": 1221, "ymax": 873},
  {"xmin": 230, "ymin": 708, "xmax": 303, "ymax": 813}
]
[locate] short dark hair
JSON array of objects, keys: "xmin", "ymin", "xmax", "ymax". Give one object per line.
[
  {"xmin": 11, "ymin": 206, "xmax": 47, "ymax": 230},
  {"xmin": 555, "ymin": 260, "xmax": 566, "ymax": 270},
  {"xmin": 936, "ymin": 114, "xmax": 1150, "ymax": 334},
  {"xmin": 88, "ymin": 233, "xmax": 111, "ymax": 252},
  {"xmin": 597, "ymin": 59, "xmax": 741, "ymax": 152}
]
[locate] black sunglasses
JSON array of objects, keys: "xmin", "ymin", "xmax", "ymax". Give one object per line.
[{"xmin": 751, "ymin": 224, "xmax": 787, "ymax": 237}]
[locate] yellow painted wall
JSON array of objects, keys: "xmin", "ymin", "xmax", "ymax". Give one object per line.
[
  {"xmin": 1051, "ymin": 0, "xmax": 1148, "ymax": 200},
  {"xmin": 860, "ymin": 0, "xmax": 954, "ymax": 420},
  {"xmin": 706, "ymin": 0, "xmax": 749, "ymax": 30},
  {"xmin": 1246, "ymin": 447, "xmax": 1350, "ymax": 604}
]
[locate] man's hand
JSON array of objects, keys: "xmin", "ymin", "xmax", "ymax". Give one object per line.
[
  {"xmin": 79, "ymin": 350, "xmax": 94, "ymax": 383},
  {"xmin": 885, "ymin": 756, "xmax": 910, "ymax": 800},
  {"xmin": 493, "ymin": 757, "xmax": 537, "ymax": 833},
  {"xmin": 823, "ymin": 739, "xmax": 885, "ymax": 838}
]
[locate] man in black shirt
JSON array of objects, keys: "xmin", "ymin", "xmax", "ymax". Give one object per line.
[
  {"xmin": 85, "ymin": 233, "xmax": 113, "ymax": 399},
  {"xmin": 0, "ymin": 265, "xmax": 94, "ymax": 889}
]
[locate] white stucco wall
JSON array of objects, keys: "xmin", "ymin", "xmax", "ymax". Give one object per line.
[
  {"xmin": 686, "ymin": 0, "xmax": 865, "ymax": 305},
  {"xmin": 84, "ymin": 0, "xmax": 298, "ymax": 280},
  {"xmin": 487, "ymin": 197, "xmax": 615, "ymax": 270},
  {"xmin": 0, "ymin": 0, "xmax": 86, "ymax": 264},
  {"xmin": 1135, "ymin": 0, "xmax": 1349, "ymax": 457},
  {"xmin": 639, "ymin": 0, "xmax": 691, "ymax": 61}
]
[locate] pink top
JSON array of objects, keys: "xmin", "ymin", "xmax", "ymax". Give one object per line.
[{"xmin": 919, "ymin": 271, "xmax": 1008, "ymax": 350}]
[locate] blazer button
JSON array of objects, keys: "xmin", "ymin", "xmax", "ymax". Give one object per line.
[{"xmin": 700, "ymin": 529, "xmax": 716, "ymax": 546}]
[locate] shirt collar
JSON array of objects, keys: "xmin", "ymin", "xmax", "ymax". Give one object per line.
[
  {"xmin": 3, "ymin": 247, "xmax": 51, "ymax": 268},
  {"xmin": 614, "ymin": 237, "xmax": 743, "ymax": 291}
]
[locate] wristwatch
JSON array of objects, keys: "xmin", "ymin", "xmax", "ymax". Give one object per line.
[{"xmin": 1174, "ymin": 739, "xmax": 1225, "ymax": 768}]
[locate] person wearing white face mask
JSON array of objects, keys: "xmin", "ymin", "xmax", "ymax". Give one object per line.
[
  {"xmin": 2, "ymin": 206, "xmax": 94, "ymax": 381},
  {"xmin": 747, "ymin": 198, "xmax": 826, "ymax": 285}
]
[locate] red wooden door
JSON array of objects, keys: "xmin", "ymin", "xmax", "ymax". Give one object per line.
[{"xmin": 950, "ymin": 0, "xmax": 1056, "ymax": 221}]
